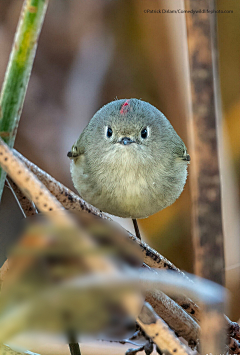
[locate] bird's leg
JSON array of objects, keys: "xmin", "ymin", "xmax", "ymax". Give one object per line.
[
  {"xmin": 132, "ymin": 219, "xmax": 141, "ymax": 240},
  {"xmin": 68, "ymin": 342, "xmax": 81, "ymax": 355},
  {"xmin": 68, "ymin": 332, "xmax": 81, "ymax": 355}
]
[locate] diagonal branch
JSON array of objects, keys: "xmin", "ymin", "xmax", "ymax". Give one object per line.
[
  {"xmin": 137, "ymin": 302, "xmax": 193, "ymax": 355},
  {"xmin": 145, "ymin": 290, "xmax": 199, "ymax": 347}
]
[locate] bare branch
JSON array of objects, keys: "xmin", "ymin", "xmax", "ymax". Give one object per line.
[
  {"xmin": 145, "ymin": 290, "xmax": 199, "ymax": 347},
  {"xmin": 13, "ymin": 149, "xmax": 104, "ymax": 219},
  {"xmin": 137, "ymin": 302, "xmax": 194, "ymax": 355}
]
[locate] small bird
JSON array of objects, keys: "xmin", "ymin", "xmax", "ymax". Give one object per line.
[{"xmin": 68, "ymin": 99, "xmax": 190, "ymax": 222}]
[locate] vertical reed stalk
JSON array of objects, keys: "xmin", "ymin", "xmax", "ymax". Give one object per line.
[
  {"xmin": 0, "ymin": 0, "xmax": 49, "ymax": 200},
  {"xmin": 185, "ymin": 0, "xmax": 225, "ymax": 285}
]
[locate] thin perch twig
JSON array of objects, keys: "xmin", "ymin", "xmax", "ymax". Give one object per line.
[{"xmin": 0, "ymin": 0, "xmax": 49, "ymax": 201}]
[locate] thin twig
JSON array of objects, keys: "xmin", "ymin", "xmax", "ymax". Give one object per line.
[
  {"xmin": 6, "ymin": 178, "xmax": 26, "ymax": 218},
  {"xmin": 6, "ymin": 177, "xmax": 38, "ymax": 216}
]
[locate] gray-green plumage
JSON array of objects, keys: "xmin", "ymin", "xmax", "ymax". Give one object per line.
[{"xmin": 68, "ymin": 99, "xmax": 190, "ymax": 219}]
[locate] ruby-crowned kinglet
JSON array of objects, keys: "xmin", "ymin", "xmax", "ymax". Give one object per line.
[{"xmin": 67, "ymin": 99, "xmax": 190, "ymax": 219}]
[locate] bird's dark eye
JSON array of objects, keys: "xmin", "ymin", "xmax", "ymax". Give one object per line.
[
  {"xmin": 141, "ymin": 127, "xmax": 148, "ymax": 139},
  {"xmin": 106, "ymin": 126, "xmax": 113, "ymax": 138}
]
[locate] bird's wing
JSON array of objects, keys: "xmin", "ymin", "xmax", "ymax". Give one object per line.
[
  {"xmin": 67, "ymin": 131, "xmax": 86, "ymax": 158},
  {"xmin": 75, "ymin": 131, "xmax": 86, "ymax": 155}
]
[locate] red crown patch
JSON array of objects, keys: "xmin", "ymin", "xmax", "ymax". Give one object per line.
[{"xmin": 120, "ymin": 99, "xmax": 130, "ymax": 115}]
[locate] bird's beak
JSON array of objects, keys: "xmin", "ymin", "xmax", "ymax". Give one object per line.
[
  {"xmin": 119, "ymin": 137, "xmax": 135, "ymax": 145},
  {"xmin": 183, "ymin": 154, "xmax": 191, "ymax": 162},
  {"xmin": 67, "ymin": 151, "xmax": 79, "ymax": 159}
]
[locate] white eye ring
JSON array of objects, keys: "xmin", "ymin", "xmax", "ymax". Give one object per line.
[
  {"xmin": 140, "ymin": 126, "xmax": 150, "ymax": 139},
  {"xmin": 105, "ymin": 126, "xmax": 113, "ymax": 138}
]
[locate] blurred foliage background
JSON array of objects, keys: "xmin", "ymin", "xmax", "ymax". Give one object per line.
[{"xmin": 0, "ymin": 0, "xmax": 239, "ymax": 319}]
